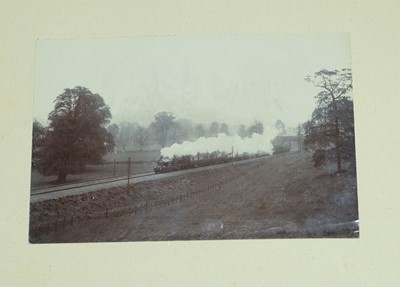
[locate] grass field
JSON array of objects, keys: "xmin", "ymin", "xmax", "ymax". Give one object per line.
[
  {"xmin": 103, "ymin": 150, "xmax": 161, "ymax": 162},
  {"xmin": 30, "ymin": 152, "xmax": 359, "ymax": 242},
  {"xmin": 30, "ymin": 150, "xmax": 161, "ymax": 189}
]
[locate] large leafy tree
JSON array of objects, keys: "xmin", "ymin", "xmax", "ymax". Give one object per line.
[
  {"xmin": 304, "ymin": 69, "xmax": 354, "ymax": 172},
  {"xmin": 36, "ymin": 87, "xmax": 114, "ymax": 183},
  {"xmin": 247, "ymin": 120, "xmax": 264, "ymax": 136},
  {"xmin": 119, "ymin": 122, "xmax": 138, "ymax": 151},
  {"xmin": 133, "ymin": 125, "xmax": 149, "ymax": 151},
  {"xmin": 149, "ymin": 111, "xmax": 175, "ymax": 148},
  {"xmin": 237, "ymin": 124, "xmax": 248, "ymax": 139},
  {"xmin": 194, "ymin": 124, "xmax": 206, "ymax": 138},
  {"xmin": 219, "ymin": 123, "xmax": 230, "ymax": 135},
  {"xmin": 107, "ymin": 123, "xmax": 120, "ymax": 138},
  {"xmin": 208, "ymin": 121, "xmax": 220, "ymax": 137},
  {"xmin": 31, "ymin": 120, "xmax": 45, "ymax": 169},
  {"xmin": 107, "ymin": 123, "xmax": 120, "ymax": 149},
  {"xmin": 169, "ymin": 119, "xmax": 195, "ymax": 144},
  {"xmin": 275, "ymin": 119, "xmax": 286, "ymax": 135}
]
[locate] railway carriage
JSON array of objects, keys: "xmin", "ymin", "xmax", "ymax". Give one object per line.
[{"xmin": 153, "ymin": 153, "xmax": 268, "ymax": 174}]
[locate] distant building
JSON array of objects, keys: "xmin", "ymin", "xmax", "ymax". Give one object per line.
[{"xmin": 271, "ymin": 135, "xmax": 304, "ymax": 154}]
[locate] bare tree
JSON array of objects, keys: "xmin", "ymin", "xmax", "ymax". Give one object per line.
[{"xmin": 304, "ymin": 69, "xmax": 353, "ymax": 172}]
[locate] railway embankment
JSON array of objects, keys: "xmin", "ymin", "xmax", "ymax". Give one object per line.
[{"xmin": 30, "ymin": 152, "xmax": 358, "ymax": 242}]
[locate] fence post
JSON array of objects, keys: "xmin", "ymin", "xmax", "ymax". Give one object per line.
[
  {"xmin": 232, "ymin": 145, "xmax": 234, "ymax": 166},
  {"xmin": 127, "ymin": 157, "xmax": 131, "ymax": 191},
  {"xmin": 113, "ymin": 159, "xmax": 116, "ymax": 176}
]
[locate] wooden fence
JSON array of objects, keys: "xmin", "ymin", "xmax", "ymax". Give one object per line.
[{"xmin": 29, "ymin": 160, "xmax": 265, "ymax": 238}]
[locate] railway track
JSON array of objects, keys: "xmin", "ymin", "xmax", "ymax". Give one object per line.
[
  {"xmin": 31, "ymin": 171, "xmax": 155, "ymax": 196},
  {"xmin": 30, "ymin": 156, "xmax": 270, "ymax": 203}
]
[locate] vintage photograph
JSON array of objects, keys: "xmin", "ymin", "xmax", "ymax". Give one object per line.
[{"xmin": 29, "ymin": 34, "xmax": 358, "ymax": 243}]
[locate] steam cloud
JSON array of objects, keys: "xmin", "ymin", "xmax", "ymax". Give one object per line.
[{"xmin": 161, "ymin": 130, "xmax": 276, "ymax": 158}]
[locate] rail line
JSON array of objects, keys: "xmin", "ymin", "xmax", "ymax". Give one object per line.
[
  {"xmin": 30, "ymin": 156, "xmax": 270, "ymax": 200},
  {"xmin": 31, "ymin": 171, "xmax": 155, "ymax": 196}
]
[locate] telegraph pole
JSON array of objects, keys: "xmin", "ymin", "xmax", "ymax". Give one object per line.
[
  {"xmin": 232, "ymin": 145, "xmax": 234, "ymax": 165},
  {"xmin": 127, "ymin": 157, "xmax": 131, "ymax": 190}
]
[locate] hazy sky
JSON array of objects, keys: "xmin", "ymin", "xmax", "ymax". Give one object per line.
[{"xmin": 34, "ymin": 33, "xmax": 352, "ymax": 129}]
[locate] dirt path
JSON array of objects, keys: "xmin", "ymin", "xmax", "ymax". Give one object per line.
[{"xmin": 30, "ymin": 152, "xmax": 359, "ymax": 243}]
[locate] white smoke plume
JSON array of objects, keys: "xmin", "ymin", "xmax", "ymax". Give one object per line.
[{"xmin": 161, "ymin": 130, "xmax": 276, "ymax": 158}]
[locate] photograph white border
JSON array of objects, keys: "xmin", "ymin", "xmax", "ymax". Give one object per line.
[{"xmin": 1, "ymin": 0, "xmax": 399, "ymax": 286}]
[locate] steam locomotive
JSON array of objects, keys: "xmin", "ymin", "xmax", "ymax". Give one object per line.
[{"xmin": 154, "ymin": 153, "xmax": 268, "ymax": 174}]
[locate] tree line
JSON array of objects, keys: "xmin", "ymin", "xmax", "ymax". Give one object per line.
[
  {"xmin": 32, "ymin": 86, "xmax": 265, "ymax": 183},
  {"xmin": 31, "ymin": 68, "xmax": 356, "ymax": 183},
  {"xmin": 106, "ymin": 114, "xmax": 265, "ymax": 152}
]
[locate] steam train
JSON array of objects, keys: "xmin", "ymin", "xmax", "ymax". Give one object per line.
[{"xmin": 154, "ymin": 153, "xmax": 269, "ymax": 174}]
